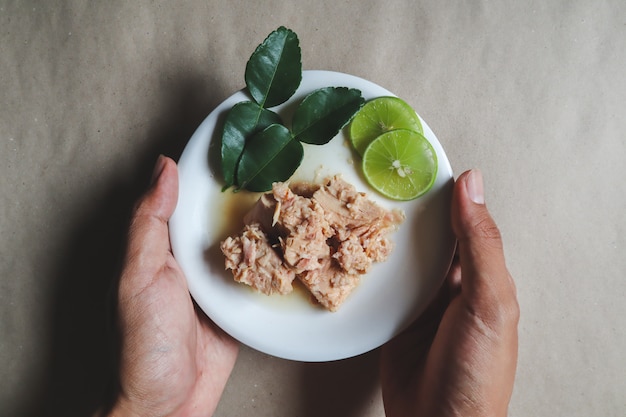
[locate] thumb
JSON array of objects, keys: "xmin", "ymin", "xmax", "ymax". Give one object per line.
[
  {"xmin": 451, "ymin": 170, "xmax": 517, "ymax": 318},
  {"xmin": 123, "ymin": 155, "xmax": 179, "ymax": 281}
]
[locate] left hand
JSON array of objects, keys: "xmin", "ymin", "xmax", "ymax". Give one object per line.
[{"xmin": 107, "ymin": 155, "xmax": 238, "ymax": 417}]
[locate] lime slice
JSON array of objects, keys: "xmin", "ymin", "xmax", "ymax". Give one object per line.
[
  {"xmin": 349, "ymin": 96, "xmax": 423, "ymax": 155},
  {"xmin": 362, "ymin": 129, "xmax": 437, "ymax": 201}
]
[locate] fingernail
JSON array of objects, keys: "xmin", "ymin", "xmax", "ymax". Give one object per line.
[
  {"xmin": 151, "ymin": 155, "xmax": 167, "ymax": 185},
  {"xmin": 467, "ymin": 169, "xmax": 485, "ymax": 204}
]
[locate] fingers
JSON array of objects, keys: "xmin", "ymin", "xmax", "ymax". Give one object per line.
[
  {"xmin": 122, "ymin": 155, "xmax": 179, "ymax": 283},
  {"xmin": 451, "ymin": 170, "xmax": 518, "ymax": 324}
]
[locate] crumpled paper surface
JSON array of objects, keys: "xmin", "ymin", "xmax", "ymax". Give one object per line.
[{"xmin": 1, "ymin": 1, "xmax": 625, "ymax": 416}]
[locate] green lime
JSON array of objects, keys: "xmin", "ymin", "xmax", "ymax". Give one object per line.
[
  {"xmin": 362, "ymin": 129, "xmax": 437, "ymax": 201},
  {"xmin": 349, "ymin": 96, "xmax": 423, "ymax": 156}
]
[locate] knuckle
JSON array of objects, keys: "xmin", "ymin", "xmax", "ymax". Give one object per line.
[
  {"xmin": 508, "ymin": 298, "xmax": 521, "ymax": 325},
  {"xmin": 473, "ymin": 213, "xmax": 503, "ymax": 243},
  {"xmin": 505, "ymin": 274, "xmax": 521, "ymax": 323},
  {"xmin": 470, "ymin": 282, "xmax": 520, "ymax": 333},
  {"xmin": 491, "ymin": 295, "xmax": 520, "ymax": 330},
  {"xmin": 496, "ymin": 292, "xmax": 520, "ymax": 327}
]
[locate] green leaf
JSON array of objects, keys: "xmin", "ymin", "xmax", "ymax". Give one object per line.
[
  {"xmin": 245, "ymin": 26, "xmax": 302, "ymax": 108},
  {"xmin": 220, "ymin": 101, "xmax": 282, "ymax": 188},
  {"xmin": 292, "ymin": 87, "xmax": 364, "ymax": 145},
  {"xmin": 237, "ymin": 124, "xmax": 303, "ymax": 192}
]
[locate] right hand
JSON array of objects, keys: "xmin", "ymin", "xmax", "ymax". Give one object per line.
[{"xmin": 380, "ymin": 169, "xmax": 519, "ymax": 417}]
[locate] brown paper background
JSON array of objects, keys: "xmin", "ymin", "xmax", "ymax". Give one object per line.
[{"xmin": 1, "ymin": 1, "xmax": 625, "ymax": 416}]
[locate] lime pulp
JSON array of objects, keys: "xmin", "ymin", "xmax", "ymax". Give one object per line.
[{"xmin": 361, "ymin": 129, "xmax": 437, "ymax": 201}]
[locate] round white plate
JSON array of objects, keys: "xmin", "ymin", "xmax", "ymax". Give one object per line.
[{"xmin": 169, "ymin": 70, "xmax": 455, "ymax": 362}]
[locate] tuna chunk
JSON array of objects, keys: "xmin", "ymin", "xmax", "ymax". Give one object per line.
[
  {"xmin": 220, "ymin": 223, "xmax": 295, "ymax": 295},
  {"xmin": 220, "ymin": 175, "xmax": 404, "ymax": 311},
  {"xmin": 332, "ymin": 235, "xmax": 371, "ymax": 274},
  {"xmin": 312, "ymin": 175, "xmax": 404, "ymax": 243},
  {"xmin": 298, "ymin": 258, "xmax": 361, "ymax": 312},
  {"xmin": 243, "ymin": 192, "xmax": 276, "ymax": 232},
  {"xmin": 350, "ymin": 209, "xmax": 405, "ymax": 262},
  {"xmin": 271, "ymin": 183, "xmax": 333, "ymax": 273},
  {"xmin": 315, "ymin": 175, "xmax": 404, "ymax": 267},
  {"xmin": 313, "ymin": 176, "xmax": 386, "ymax": 230}
]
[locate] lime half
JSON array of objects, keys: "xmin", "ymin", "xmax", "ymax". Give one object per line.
[
  {"xmin": 362, "ymin": 129, "xmax": 437, "ymax": 201},
  {"xmin": 349, "ymin": 96, "xmax": 423, "ymax": 156}
]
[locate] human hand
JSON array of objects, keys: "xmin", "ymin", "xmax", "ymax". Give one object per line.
[
  {"xmin": 380, "ymin": 170, "xmax": 519, "ymax": 417},
  {"xmin": 107, "ymin": 156, "xmax": 238, "ymax": 417}
]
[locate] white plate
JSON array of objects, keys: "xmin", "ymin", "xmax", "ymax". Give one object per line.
[{"xmin": 169, "ymin": 70, "xmax": 455, "ymax": 362}]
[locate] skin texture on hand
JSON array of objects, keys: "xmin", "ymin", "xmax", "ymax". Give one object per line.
[
  {"xmin": 108, "ymin": 156, "xmax": 239, "ymax": 417},
  {"xmin": 380, "ymin": 170, "xmax": 520, "ymax": 417}
]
